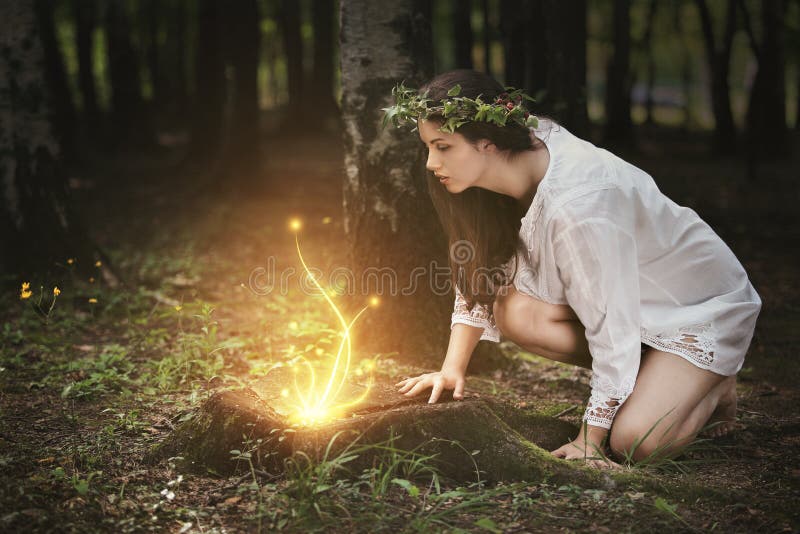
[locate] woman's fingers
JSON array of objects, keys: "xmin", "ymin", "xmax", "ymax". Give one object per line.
[
  {"xmin": 428, "ymin": 377, "xmax": 444, "ymax": 404},
  {"xmin": 404, "ymin": 379, "xmax": 431, "ymax": 398},
  {"xmin": 453, "ymin": 377, "xmax": 465, "ymax": 400}
]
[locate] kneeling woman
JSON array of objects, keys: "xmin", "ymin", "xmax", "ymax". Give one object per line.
[{"xmin": 389, "ymin": 70, "xmax": 761, "ymax": 465}]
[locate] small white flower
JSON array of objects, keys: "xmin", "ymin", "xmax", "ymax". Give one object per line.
[{"xmin": 165, "ymin": 491, "xmax": 175, "ymax": 501}]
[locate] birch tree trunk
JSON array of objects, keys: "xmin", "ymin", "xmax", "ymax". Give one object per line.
[
  {"xmin": 0, "ymin": 0, "xmax": 99, "ymax": 276},
  {"xmin": 339, "ymin": 0, "xmax": 452, "ymax": 361}
]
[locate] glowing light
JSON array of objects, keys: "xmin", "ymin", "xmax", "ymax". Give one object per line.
[
  {"xmin": 267, "ymin": 227, "xmax": 379, "ymax": 427},
  {"xmin": 369, "ymin": 296, "xmax": 380, "ymax": 307}
]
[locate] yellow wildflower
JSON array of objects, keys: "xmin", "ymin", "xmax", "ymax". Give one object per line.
[
  {"xmin": 67, "ymin": 258, "xmax": 74, "ymax": 265},
  {"xmin": 20, "ymin": 282, "xmax": 32, "ymax": 300},
  {"xmin": 88, "ymin": 298, "xmax": 98, "ymax": 304},
  {"xmin": 53, "ymin": 287, "xmax": 61, "ymax": 297},
  {"xmin": 95, "ymin": 260, "xmax": 102, "ymax": 267},
  {"xmin": 174, "ymin": 305, "xmax": 183, "ymax": 312}
]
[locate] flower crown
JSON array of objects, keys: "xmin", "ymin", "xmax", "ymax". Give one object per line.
[{"xmin": 382, "ymin": 82, "xmax": 539, "ymax": 134}]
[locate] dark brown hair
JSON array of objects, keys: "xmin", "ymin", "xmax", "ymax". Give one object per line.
[{"xmin": 419, "ymin": 69, "xmax": 548, "ymax": 309}]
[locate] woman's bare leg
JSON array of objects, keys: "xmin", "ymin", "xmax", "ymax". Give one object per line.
[
  {"xmin": 493, "ymin": 285, "xmax": 738, "ymax": 461},
  {"xmin": 609, "ymin": 348, "xmax": 736, "ymax": 462},
  {"xmin": 493, "ymin": 285, "xmax": 592, "ymax": 368}
]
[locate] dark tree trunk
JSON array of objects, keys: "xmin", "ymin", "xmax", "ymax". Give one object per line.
[
  {"xmin": 604, "ymin": 0, "xmax": 633, "ymax": 144},
  {"xmin": 105, "ymin": 0, "xmax": 147, "ymax": 145},
  {"xmin": 642, "ymin": 0, "xmax": 658, "ymax": 125},
  {"xmin": 72, "ymin": 0, "xmax": 99, "ymax": 129},
  {"xmin": 312, "ymin": 0, "xmax": 338, "ymax": 120},
  {"xmin": 541, "ymin": 0, "xmax": 589, "ymax": 137},
  {"xmin": 481, "ymin": 0, "xmax": 491, "ymax": 74},
  {"xmin": 453, "ymin": 0, "xmax": 474, "ymax": 69},
  {"xmin": 279, "ymin": 0, "xmax": 304, "ymax": 113},
  {"xmin": 164, "ymin": 0, "xmax": 189, "ymax": 122},
  {"xmin": 186, "ymin": 0, "xmax": 225, "ymax": 166},
  {"xmin": 145, "ymin": 0, "xmax": 163, "ymax": 112},
  {"xmin": 524, "ymin": 0, "xmax": 548, "ymax": 100},
  {"xmin": 34, "ymin": 0, "xmax": 77, "ymax": 159},
  {"xmin": 225, "ymin": 0, "xmax": 261, "ymax": 168},
  {"xmin": 743, "ymin": 0, "xmax": 788, "ymax": 160},
  {"xmin": 340, "ymin": 0, "xmax": 451, "ymax": 360},
  {"xmin": 501, "ymin": 0, "xmax": 525, "ymax": 88},
  {"xmin": 673, "ymin": 0, "xmax": 694, "ymax": 131},
  {"xmin": 0, "ymin": 0, "xmax": 103, "ymax": 277},
  {"xmin": 696, "ymin": 0, "xmax": 738, "ymax": 153}
]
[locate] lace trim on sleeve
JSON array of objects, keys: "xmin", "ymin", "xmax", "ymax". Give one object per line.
[
  {"xmin": 582, "ymin": 375, "xmax": 637, "ymax": 430},
  {"xmin": 451, "ymin": 289, "xmax": 501, "ymax": 343}
]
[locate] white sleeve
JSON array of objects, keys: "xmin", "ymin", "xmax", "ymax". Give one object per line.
[
  {"xmin": 553, "ymin": 198, "xmax": 641, "ymax": 430},
  {"xmin": 452, "ymin": 286, "xmax": 501, "ymax": 343}
]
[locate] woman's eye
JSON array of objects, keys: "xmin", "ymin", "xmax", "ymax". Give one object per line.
[{"xmin": 436, "ymin": 145, "xmax": 449, "ymax": 151}]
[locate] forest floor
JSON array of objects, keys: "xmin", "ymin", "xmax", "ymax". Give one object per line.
[{"xmin": 1, "ymin": 126, "xmax": 799, "ymax": 533}]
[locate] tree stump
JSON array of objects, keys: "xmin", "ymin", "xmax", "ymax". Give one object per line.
[{"xmin": 153, "ymin": 371, "xmax": 613, "ymax": 485}]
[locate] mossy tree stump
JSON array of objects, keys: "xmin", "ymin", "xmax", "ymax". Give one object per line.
[{"xmin": 154, "ymin": 371, "xmax": 614, "ymax": 485}]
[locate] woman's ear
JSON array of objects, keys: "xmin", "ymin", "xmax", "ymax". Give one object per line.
[{"xmin": 477, "ymin": 140, "xmax": 496, "ymax": 154}]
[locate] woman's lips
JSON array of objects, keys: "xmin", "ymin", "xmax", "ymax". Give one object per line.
[{"xmin": 437, "ymin": 175, "xmax": 450, "ymax": 183}]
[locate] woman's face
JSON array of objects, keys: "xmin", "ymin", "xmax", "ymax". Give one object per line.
[{"xmin": 418, "ymin": 119, "xmax": 488, "ymax": 194}]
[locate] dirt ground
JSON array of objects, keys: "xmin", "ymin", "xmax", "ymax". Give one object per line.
[{"xmin": 1, "ymin": 126, "xmax": 799, "ymax": 532}]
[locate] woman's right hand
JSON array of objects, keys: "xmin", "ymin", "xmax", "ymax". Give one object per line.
[{"xmin": 395, "ymin": 369, "xmax": 466, "ymax": 404}]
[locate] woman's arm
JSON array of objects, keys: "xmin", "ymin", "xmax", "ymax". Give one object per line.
[{"xmin": 396, "ymin": 323, "xmax": 484, "ymax": 403}]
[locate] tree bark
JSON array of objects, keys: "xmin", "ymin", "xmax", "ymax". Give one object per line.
[
  {"xmin": 453, "ymin": 0, "xmax": 474, "ymax": 69},
  {"xmin": 696, "ymin": 0, "xmax": 739, "ymax": 153},
  {"xmin": 72, "ymin": 0, "xmax": 99, "ymax": 129},
  {"xmin": 340, "ymin": 0, "xmax": 452, "ymax": 360},
  {"xmin": 604, "ymin": 0, "xmax": 633, "ymax": 144},
  {"xmin": 541, "ymin": 0, "xmax": 589, "ymax": 137},
  {"xmin": 0, "ymin": 0, "xmax": 101, "ymax": 276}
]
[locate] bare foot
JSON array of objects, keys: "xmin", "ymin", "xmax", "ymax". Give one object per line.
[{"xmin": 703, "ymin": 376, "xmax": 738, "ymax": 438}]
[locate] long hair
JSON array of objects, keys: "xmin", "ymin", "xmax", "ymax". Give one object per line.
[{"xmin": 419, "ymin": 69, "xmax": 549, "ymax": 309}]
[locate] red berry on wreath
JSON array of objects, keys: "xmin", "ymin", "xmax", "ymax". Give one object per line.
[{"xmin": 506, "ymin": 102, "xmax": 515, "ymax": 110}]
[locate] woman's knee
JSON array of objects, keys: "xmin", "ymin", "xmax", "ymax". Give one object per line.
[
  {"xmin": 493, "ymin": 288, "xmax": 538, "ymax": 341},
  {"xmin": 609, "ymin": 417, "xmax": 680, "ymax": 462}
]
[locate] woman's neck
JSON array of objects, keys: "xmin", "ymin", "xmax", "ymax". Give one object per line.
[{"xmin": 479, "ymin": 140, "xmax": 550, "ymax": 209}]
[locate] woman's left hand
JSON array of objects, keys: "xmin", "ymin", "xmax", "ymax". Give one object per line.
[{"xmin": 551, "ymin": 438, "xmax": 621, "ymax": 470}]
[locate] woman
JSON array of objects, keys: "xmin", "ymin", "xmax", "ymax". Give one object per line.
[{"xmin": 389, "ymin": 70, "xmax": 761, "ymax": 466}]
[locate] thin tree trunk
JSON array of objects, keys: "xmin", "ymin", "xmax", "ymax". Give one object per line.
[
  {"xmin": 72, "ymin": 0, "xmax": 99, "ymax": 129},
  {"xmin": 481, "ymin": 0, "xmax": 491, "ymax": 74},
  {"xmin": 279, "ymin": 0, "xmax": 304, "ymax": 113},
  {"xmin": 501, "ymin": 0, "xmax": 525, "ymax": 88},
  {"xmin": 696, "ymin": 0, "xmax": 738, "ymax": 152},
  {"xmin": 186, "ymin": 0, "xmax": 225, "ymax": 166},
  {"xmin": 225, "ymin": 0, "xmax": 261, "ymax": 168},
  {"xmin": 340, "ymin": 0, "xmax": 450, "ymax": 360},
  {"xmin": 542, "ymin": 0, "xmax": 588, "ymax": 137},
  {"xmin": 604, "ymin": 0, "xmax": 633, "ymax": 143},
  {"xmin": 106, "ymin": 0, "xmax": 147, "ymax": 145},
  {"xmin": 145, "ymin": 0, "xmax": 163, "ymax": 112},
  {"xmin": 642, "ymin": 0, "xmax": 658, "ymax": 125},
  {"xmin": 453, "ymin": 0, "xmax": 473, "ymax": 69},
  {"xmin": 0, "ymin": 0, "xmax": 104, "ymax": 277},
  {"xmin": 34, "ymin": 0, "xmax": 77, "ymax": 158},
  {"xmin": 524, "ymin": 0, "xmax": 547, "ymax": 100}
]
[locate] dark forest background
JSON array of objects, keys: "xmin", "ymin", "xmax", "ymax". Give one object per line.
[{"xmin": 1, "ymin": 2, "xmax": 800, "ymax": 531}]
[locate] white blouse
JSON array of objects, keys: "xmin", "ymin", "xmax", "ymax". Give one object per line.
[{"xmin": 451, "ymin": 120, "xmax": 762, "ymax": 429}]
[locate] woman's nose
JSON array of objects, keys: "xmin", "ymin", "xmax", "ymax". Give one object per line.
[{"xmin": 426, "ymin": 151, "xmax": 440, "ymax": 172}]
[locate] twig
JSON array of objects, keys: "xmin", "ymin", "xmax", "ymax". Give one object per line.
[{"xmin": 553, "ymin": 405, "xmax": 578, "ymax": 418}]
